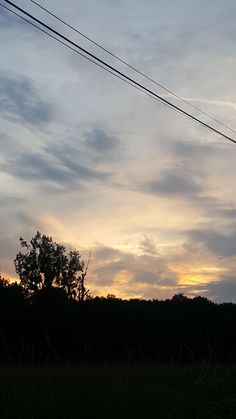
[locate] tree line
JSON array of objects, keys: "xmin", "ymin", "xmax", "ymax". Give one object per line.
[{"xmin": 0, "ymin": 232, "xmax": 236, "ymax": 364}]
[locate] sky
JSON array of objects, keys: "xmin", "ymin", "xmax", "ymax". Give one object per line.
[{"xmin": 1, "ymin": 0, "xmax": 236, "ymax": 302}]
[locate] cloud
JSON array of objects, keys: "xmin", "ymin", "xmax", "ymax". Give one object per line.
[
  {"xmin": 0, "ymin": 196, "xmax": 28, "ymax": 209},
  {"xmin": 205, "ymin": 277, "xmax": 236, "ymax": 302},
  {"xmin": 181, "ymin": 276, "xmax": 236, "ymax": 303},
  {"xmin": 90, "ymin": 244, "xmax": 177, "ymax": 289},
  {"xmin": 84, "ymin": 128, "xmax": 122, "ymax": 162},
  {"xmin": 216, "ymin": 208, "xmax": 236, "ymax": 219},
  {"xmin": 182, "ymin": 97, "xmax": 236, "ymax": 110},
  {"xmin": 141, "ymin": 167, "xmax": 202, "ymax": 198},
  {"xmin": 0, "ymin": 5, "xmax": 36, "ymax": 31},
  {"xmin": 0, "ymin": 6, "xmax": 14, "ymax": 27},
  {"xmin": 187, "ymin": 229, "xmax": 236, "ymax": 258},
  {"xmin": 0, "ymin": 198, "xmax": 42, "ymax": 277},
  {"xmin": 0, "ymin": 72, "xmax": 52, "ymax": 126},
  {"xmin": 139, "ymin": 235, "xmax": 158, "ymax": 256},
  {"xmin": 46, "ymin": 143, "xmax": 112, "ymax": 182},
  {"xmin": 0, "ymin": 131, "xmax": 22, "ymax": 156},
  {"xmin": 171, "ymin": 140, "xmax": 217, "ymax": 159},
  {"xmin": 2, "ymin": 139, "xmax": 113, "ymax": 190},
  {"xmin": 48, "ymin": 127, "xmax": 123, "ymax": 169},
  {"xmin": 3, "ymin": 152, "xmax": 80, "ymax": 189},
  {"xmin": 39, "ymin": 126, "xmax": 124, "ymax": 189}
]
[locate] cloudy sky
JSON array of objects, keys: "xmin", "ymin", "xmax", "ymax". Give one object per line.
[{"xmin": 1, "ymin": 0, "xmax": 236, "ymax": 301}]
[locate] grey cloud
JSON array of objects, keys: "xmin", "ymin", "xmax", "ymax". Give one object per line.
[
  {"xmin": 205, "ymin": 277, "xmax": 236, "ymax": 303},
  {"xmin": 3, "ymin": 153, "xmax": 78, "ymax": 188},
  {"xmin": 91, "ymin": 245, "xmax": 177, "ymax": 288},
  {"xmin": 43, "ymin": 127, "xmax": 123, "ymax": 187},
  {"xmin": 0, "ymin": 73, "xmax": 52, "ymax": 126},
  {"xmin": 61, "ymin": 157, "xmax": 110, "ymax": 181},
  {"xmin": 217, "ymin": 208, "xmax": 236, "ymax": 219},
  {"xmin": 182, "ymin": 276, "xmax": 236, "ymax": 303},
  {"xmin": 134, "ymin": 270, "xmax": 160, "ymax": 285},
  {"xmin": 172, "ymin": 140, "xmax": 215, "ymax": 159},
  {"xmin": 162, "ymin": 138, "xmax": 229, "ymax": 184},
  {"xmin": 92, "ymin": 246, "xmax": 121, "ymax": 261},
  {"xmin": 48, "ymin": 145, "xmax": 111, "ymax": 182},
  {"xmin": 0, "ymin": 131, "xmax": 21, "ymax": 156},
  {"xmin": 0, "ymin": 129, "xmax": 116, "ymax": 192},
  {"xmin": 0, "ymin": 196, "xmax": 26, "ymax": 208},
  {"xmin": 91, "ymin": 245, "xmax": 129, "ymax": 286},
  {"xmin": 84, "ymin": 128, "xmax": 121, "ymax": 161},
  {"xmin": 93, "ymin": 260, "xmax": 127, "ymax": 286},
  {"xmin": 51, "ymin": 128, "xmax": 122, "ymax": 169},
  {"xmin": 0, "ymin": 203, "xmax": 40, "ymax": 275},
  {"xmin": 0, "ymin": 6, "xmax": 13, "ymax": 27},
  {"xmin": 134, "ymin": 268, "xmax": 175, "ymax": 286},
  {"xmin": 142, "ymin": 168, "xmax": 202, "ymax": 197},
  {"xmin": 124, "ymin": 1, "xmax": 236, "ymax": 102},
  {"xmin": 139, "ymin": 235, "xmax": 158, "ymax": 256},
  {"xmin": 187, "ymin": 229, "xmax": 236, "ymax": 258},
  {"xmin": 0, "ymin": 5, "xmax": 35, "ymax": 31},
  {"xmin": 3, "ymin": 142, "xmax": 113, "ymax": 189},
  {"xmin": 133, "ymin": 254, "xmax": 176, "ymax": 286}
]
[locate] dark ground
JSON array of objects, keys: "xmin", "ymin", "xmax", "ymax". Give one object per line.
[{"xmin": 0, "ymin": 363, "xmax": 236, "ymax": 419}]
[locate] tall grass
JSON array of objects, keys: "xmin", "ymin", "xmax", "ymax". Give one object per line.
[{"xmin": 0, "ymin": 363, "xmax": 236, "ymax": 418}]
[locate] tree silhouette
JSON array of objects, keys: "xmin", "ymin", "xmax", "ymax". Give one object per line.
[
  {"xmin": 14, "ymin": 231, "xmax": 89, "ymax": 300},
  {"xmin": 171, "ymin": 293, "xmax": 189, "ymax": 302},
  {"xmin": 0, "ymin": 273, "xmax": 8, "ymax": 288}
]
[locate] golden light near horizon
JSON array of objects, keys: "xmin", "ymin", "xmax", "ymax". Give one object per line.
[{"xmin": 177, "ymin": 266, "xmax": 230, "ymax": 286}]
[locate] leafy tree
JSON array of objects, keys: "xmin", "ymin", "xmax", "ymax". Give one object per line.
[
  {"xmin": 193, "ymin": 296, "xmax": 212, "ymax": 305},
  {"xmin": 14, "ymin": 231, "xmax": 89, "ymax": 300},
  {"xmin": 171, "ymin": 293, "xmax": 189, "ymax": 302},
  {"xmin": 0, "ymin": 273, "xmax": 9, "ymax": 288}
]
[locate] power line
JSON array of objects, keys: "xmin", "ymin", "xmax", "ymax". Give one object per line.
[
  {"xmin": 0, "ymin": 3, "xmax": 177, "ymax": 113},
  {"xmin": 0, "ymin": 2, "xmax": 183, "ymax": 117},
  {"xmin": 29, "ymin": 0, "xmax": 236, "ymax": 136},
  {"xmin": 2, "ymin": 0, "xmax": 236, "ymax": 145},
  {"xmin": 0, "ymin": 2, "xmax": 183, "ymax": 122}
]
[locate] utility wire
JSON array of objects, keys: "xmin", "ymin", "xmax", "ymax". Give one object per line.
[
  {"xmin": 29, "ymin": 0, "xmax": 236, "ymax": 136},
  {"xmin": 0, "ymin": 1, "xmax": 187, "ymax": 120},
  {"xmin": 0, "ymin": 2, "xmax": 183, "ymax": 116},
  {"xmin": 1, "ymin": 3, "xmax": 176, "ymax": 113},
  {"xmin": 3, "ymin": 0, "xmax": 236, "ymax": 145}
]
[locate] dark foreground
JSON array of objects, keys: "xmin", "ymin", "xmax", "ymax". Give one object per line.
[{"xmin": 0, "ymin": 364, "xmax": 236, "ymax": 419}]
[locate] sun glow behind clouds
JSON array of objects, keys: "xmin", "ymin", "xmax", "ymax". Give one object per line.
[{"xmin": 177, "ymin": 266, "xmax": 229, "ymax": 286}]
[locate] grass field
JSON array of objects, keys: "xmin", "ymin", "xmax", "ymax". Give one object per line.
[{"xmin": 0, "ymin": 363, "xmax": 236, "ymax": 418}]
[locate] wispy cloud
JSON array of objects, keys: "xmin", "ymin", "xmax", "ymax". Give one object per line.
[
  {"xmin": 138, "ymin": 164, "xmax": 204, "ymax": 201},
  {"xmin": 182, "ymin": 97, "xmax": 236, "ymax": 110},
  {"xmin": 186, "ymin": 228, "xmax": 236, "ymax": 258},
  {"xmin": 0, "ymin": 72, "xmax": 52, "ymax": 126},
  {"xmin": 90, "ymin": 243, "xmax": 177, "ymax": 290}
]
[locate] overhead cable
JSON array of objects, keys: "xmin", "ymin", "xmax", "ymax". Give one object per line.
[
  {"xmin": 0, "ymin": 3, "xmax": 175, "ymax": 112},
  {"xmin": 29, "ymin": 0, "xmax": 236, "ymax": 136},
  {"xmin": 2, "ymin": 0, "xmax": 236, "ymax": 145}
]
